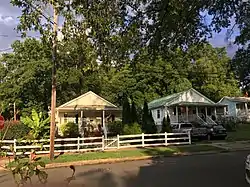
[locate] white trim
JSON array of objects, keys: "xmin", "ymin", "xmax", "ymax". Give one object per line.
[
  {"xmin": 167, "ymin": 88, "xmax": 215, "ymax": 106},
  {"xmin": 57, "ymin": 91, "xmax": 117, "ymax": 109},
  {"xmin": 218, "ymin": 96, "xmax": 226, "ymax": 103},
  {"xmin": 189, "ymin": 88, "xmax": 215, "ymax": 104}
]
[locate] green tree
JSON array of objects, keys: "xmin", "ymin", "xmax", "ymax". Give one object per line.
[
  {"xmin": 0, "ymin": 39, "xmax": 52, "ymax": 115},
  {"xmin": 186, "ymin": 44, "xmax": 241, "ymax": 101},
  {"xmin": 131, "ymin": 99, "xmax": 138, "ymax": 123},
  {"xmin": 161, "ymin": 116, "xmax": 172, "ymax": 133},
  {"xmin": 122, "ymin": 96, "xmax": 131, "ymax": 125},
  {"xmin": 231, "ymin": 47, "xmax": 250, "ymax": 93},
  {"xmin": 20, "ymin": 109, "xmax": 50, "ymax": 139},
  {"xmin": 142, "ymin": 100, "xmax": 157, "ymax": 134}
]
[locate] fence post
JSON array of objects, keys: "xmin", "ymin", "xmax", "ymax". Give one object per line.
[
  {"xmin": 117, "ymin": 134, "xmax": 120, "ymax": 149},
  {"xmin": 77, "ymin": 137, "xmax": 80, "ymax": 152},
  {"xmin": 13, "ymin": 139, "xmax": 17, "ymax": 153},
  {"xmin": 165, "ymin": 132, "xmax": 168, "ymax": 146},
  {"xmin": 142, "ymin": 133, "xmax": 144, "ymax": 147},
  {"xmin": 102, "ymin": 136, "xmax": 105, "ymax": 151},
  {"xmin": 188, "ymin": 131, "xmax": 191, "ymax": 144}
]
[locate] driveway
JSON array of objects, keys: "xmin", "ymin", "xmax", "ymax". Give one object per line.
[{"xmin": 0, "ymin": 151, "xmax": 249, "ymax": 187}]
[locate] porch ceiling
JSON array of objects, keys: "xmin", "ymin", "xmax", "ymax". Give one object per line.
[
  {"xmin": 169, "ymin": 101, "xmax": 227, "ymax": 107},
  {"xmin": 57, "ymin": 105, "xmax": 122, "ymax": 112}
]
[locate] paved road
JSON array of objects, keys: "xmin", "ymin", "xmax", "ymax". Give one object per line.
[{"xmin": 0, "ymin": 151, "xmax": 249, "ymax": 187}]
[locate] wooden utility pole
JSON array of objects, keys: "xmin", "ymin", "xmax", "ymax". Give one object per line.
[
  {"xmin": 13, "ymin": 102, "xmax": 16, "ymax": 121},
  {"xmin": 49, "ymin": 1, "xmax": 59, "ymax": 161}
]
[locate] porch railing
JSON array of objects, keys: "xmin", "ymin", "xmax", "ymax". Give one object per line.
[
  {"xmin": 206, "ymin": 116, "xmax": 217, "ymax": 125},
  {"xmin": 196, "ymin": 115, "xmax": 207, "ymax": 126}
]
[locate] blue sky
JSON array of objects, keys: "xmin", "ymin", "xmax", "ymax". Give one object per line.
[{"xmin": 0, "ymin": 0, "xmax": 239, "ymax": 57}]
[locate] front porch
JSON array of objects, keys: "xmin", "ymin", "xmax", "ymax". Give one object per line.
[
  {"xmin": 236, "ymin": 102, "xmax": 250, "ymax": 121},
  {"xmin": 56, "ymin": 107, "xmax": 121, "ymax": 138},
  {"xmin": 168, "ymin": 102, "xmax": 227, "ymax": 125},
  {"xmin": 55, "ymin": 91, "xmax": 122, "ymax": 138}
]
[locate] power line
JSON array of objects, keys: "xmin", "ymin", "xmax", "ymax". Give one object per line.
[
  {"xmin": 0, "ymin": 34, "xmax": 40, "ymax": 38},
  {"xmin": 0, "ymin": 48, "xmax": 12, "ymax": 52},
  {"xmin": 25, "ymin": 1, "xmax": 56, "ymax": 25}
]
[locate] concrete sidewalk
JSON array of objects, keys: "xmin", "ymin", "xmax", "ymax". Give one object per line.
[{"xmin": 208, "ymin": 141, "xmax": 250, "ymax": 151}]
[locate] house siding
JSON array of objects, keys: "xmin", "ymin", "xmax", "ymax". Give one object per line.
[
  {"xmin": 170, "ymin": 89, "xmax": 213, "ymax": 105},
  {"xmin": 151, "ymin": 107, "xmax": 166, "ymax": 126},
  {"xmin": 219, "ymin": 99, "xmax": 236, "ymax": 117}
]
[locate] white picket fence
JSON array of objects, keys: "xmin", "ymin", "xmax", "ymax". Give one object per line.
[{"xmin": 0, "ymin": 132, "xmax": 191, "ymax": 155}]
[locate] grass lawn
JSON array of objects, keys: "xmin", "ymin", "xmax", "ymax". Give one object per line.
[
  {"xmin": 226, "ymin": 123, "xmax": 250, "ymax": 141},
  {"xmin": 35, "ymin": 145, "xmax": 222, "ymax": 164},
  {"xmin": 4, "ymin": 145, "xmax": 223, "ymax": 168}
]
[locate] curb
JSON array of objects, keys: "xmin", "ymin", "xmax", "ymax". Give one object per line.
[{"xmin": 41, "ymin": 150, "xmax": 231, "ymax": 170}]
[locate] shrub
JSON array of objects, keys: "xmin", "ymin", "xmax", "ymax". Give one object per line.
[
  {"xmin": 142, "ymin": 100, "xmax": 157, "ymax": 133},
  {"xmin": 224, "ymin": 120, "xmax": 237, "ymax": 131},
  {"xmin": 218, "ymin": 117, "xmax": 237, "ymax": 131},
  {"xmin": 60, "ymin": 122, "xmax": 79, "ymax": 138},
  {"xmin": 0, "ymin": 121, "xmax": 30, "ymax": 140},
  {"xmin": 107, "ymin": 121, "xmax": 124, "ymax": 135},
  {"xmin": 122, "ymin": 123, "xmax": 142, "ymax": 135},
  {"xmin": 20, "ymin": 109, "xmax": 50, "ymax": 139},
  {"xmin": 161, "ymin": 116, "xmax": 172, "ymax": 133}
]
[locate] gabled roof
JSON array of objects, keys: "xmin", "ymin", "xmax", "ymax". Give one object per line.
[
  {"xmin": 148, "ymin": 92, "xmax": 182, "ymax": 110},
  {"xmin": 219, "ymin": 96, "xmax": 250, "ymax": 103},
  {"xmin": 57, "ymin": 91, "xmax": 117, "ymax": 109},
  {"xmin": 148, "ymin": 88, "xmax": 215, "ymax": 109}
]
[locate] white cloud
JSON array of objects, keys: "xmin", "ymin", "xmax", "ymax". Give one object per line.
[{"xmin": 0, "ymin": 15, "xmax": 15, "ymax": 25}]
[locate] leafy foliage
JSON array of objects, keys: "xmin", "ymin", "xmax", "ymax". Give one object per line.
[
  {"xmin": 20, "ymin": 109, "xmax": 50, "ymax": 139},
  {"xmin": 0, "ymin": 0, "xmax": 243, "ymax": 125},
  {"xmin": 0, "ymin": 121, "xmax": 30, "ymax": 140},
  {"xmin": 60, "ymin": 122, "xmax": 79, "ymax": 138},
  {"xmin": 7, "ymin": 156, "xmax": 48, "ymax": 187},
  {"xmin": 131, "ymin": 99, "xmax": 138, "ymax": 124},
  {"xmin": 107, "ymin": 121, "xmax": 123, "ymax": 136},
  {"xmin": 161, "ymin": 116, "xmax": 172, "ymax": 133},
  {"xmin": 123, "ymin": 123, "xmax": 142, "ymax": 135},
  {"xmin": 142, "ymin": 100, "xmax": 157, "ymax": 134},
  {"xmin": 122, "ymin": 96, "xmax": 131, "ymax": 125}
]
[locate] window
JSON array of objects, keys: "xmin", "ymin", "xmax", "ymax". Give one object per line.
[{"xmin": 157, "ymin": 110, "xmax": 161, "ymax": 119}]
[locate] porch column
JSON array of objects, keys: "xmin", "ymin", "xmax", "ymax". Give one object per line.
[
  {"xmin": 56, "ymin": 110, "xmax": 59, "ymax": 124},
  {"xmin": 205, "ymin": 107, "xmax": 208, "ymax": 117},
  {"xmin": 224, "ymin": 107, "xmax": 226, "ymax": 116},
  {"xmin": 214, "ymin": 108, "xmax": 217, "ymax": 118},
  {"xmin": 80, "ymin": 110, "xmax": 84, "ymax": 137},
  {"xmin": 186, "ymin": 106, "xmax": 188, "ymax": 122},
  {"xmin": 245, "ymin": 103, "xmax": 248, "ymax": 114},
  {"xmin": 102, "ymin": 110, "xmax": 107, "ymax": 138},
  {"xmin": 176, "ymin": 106, "xmax": 178, "ymax": 123},
  {"xmin": 196, "ymin": 106, "xmax": 198, "ymax": 116}
]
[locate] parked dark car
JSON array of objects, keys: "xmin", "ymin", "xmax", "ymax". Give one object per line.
[
  {"xmin": 171, "ymin": 122, "xmax": 208, "ymax": 139},
  {"xmin": 203, "ymin": 124, "xmax": 227, "ymax": 140}
]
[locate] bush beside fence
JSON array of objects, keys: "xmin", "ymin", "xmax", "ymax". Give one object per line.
[{"xmin": 0, "ymin": 132, "xmax": 191, "ymax": 155}]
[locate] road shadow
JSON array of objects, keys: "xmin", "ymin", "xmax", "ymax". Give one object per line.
[{"xmin": 1, "ymin": 148, "xmax": 248, "ymax": 187}]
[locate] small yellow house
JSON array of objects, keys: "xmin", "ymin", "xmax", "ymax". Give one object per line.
[{"xmin": 55, "ymin": 91, "xmax": 121, "ymax": 138}]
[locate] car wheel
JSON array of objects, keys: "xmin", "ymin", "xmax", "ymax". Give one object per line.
[{"xmin": 246, "ymin": 172, "xmax": 250, "ymax": 184}]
